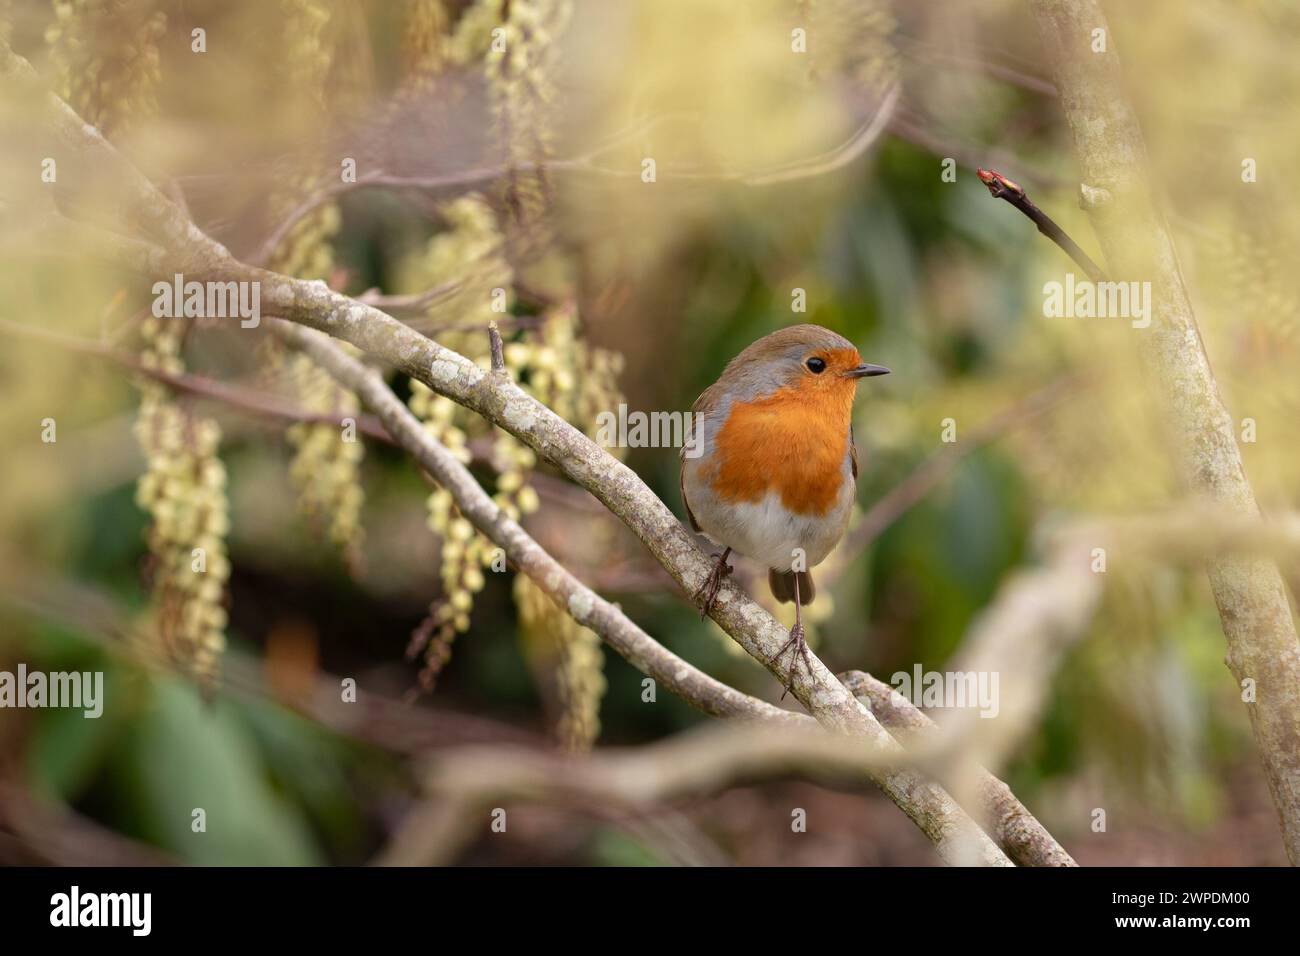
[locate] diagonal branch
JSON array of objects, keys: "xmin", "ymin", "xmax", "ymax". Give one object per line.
[
  {"xmin": 839, "ymin": 670, "xmax": 1077, "ymax": 867},
  {"xmin": 377, "ymin": 712, "xmax": 982, "ymax": 866}
]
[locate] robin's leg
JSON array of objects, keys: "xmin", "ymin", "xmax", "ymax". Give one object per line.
[
  {"xmin": 766, "ymin": 576, "xmax": 814, "ymax": 700},
  {"xmin": 692, "ymin": 547, "xmax": 732, "ymax": 619}
]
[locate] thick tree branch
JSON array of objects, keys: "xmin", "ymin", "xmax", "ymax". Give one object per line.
[{"xmin": 839, "ymin": 670, "xmax": 1076, "ymax": 867}]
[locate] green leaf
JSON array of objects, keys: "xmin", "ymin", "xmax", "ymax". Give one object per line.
[{"xmin": 108, "ymin": 679, "xmax": 325, "ymax": 865}]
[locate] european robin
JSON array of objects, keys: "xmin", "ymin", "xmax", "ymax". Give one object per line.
[{"xmin": 680, "ymin": 324, "xmax": 889, "ymax": 695}]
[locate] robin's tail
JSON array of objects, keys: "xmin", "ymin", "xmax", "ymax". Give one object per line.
[{"xmin": 768, "ymin": 569, "xmax": 815, "ymax": 606}]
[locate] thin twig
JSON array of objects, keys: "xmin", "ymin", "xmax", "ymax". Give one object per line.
[
  {"xmin": 976, "ymin": 167, "xmax": 1106, "ymax": 280},
  {"xmin": 0, "ymin": 318, "xmax": 396, "ymax": 444},
  {"xmin": 488, "ymin": 321, "xmax": 506, "ymax": 372},
  {"xmin": 252, "ymin": 87, "xmax": 900, "ymax": 265},
  {"xmin": 357, "ymin": 280, "xmax": 461, "ymax": 316}
]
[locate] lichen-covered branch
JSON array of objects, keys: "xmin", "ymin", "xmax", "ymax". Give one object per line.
[
  {"xmin": 1029, "ymin": 0, "xmax": 1300, "ymax": 863},
  {"xmin": 839, "ymin": 670, "xmax": 1077, "ymax": 867}
]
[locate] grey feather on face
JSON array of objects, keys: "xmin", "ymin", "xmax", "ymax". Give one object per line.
[{"xmin": 714, "ymin": 324, "xmax": 857, "ymax": 403}]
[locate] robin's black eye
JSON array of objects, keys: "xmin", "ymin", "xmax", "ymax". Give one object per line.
[{"xmin": 806, "ymin": 357, "xmax": 827, "ymax": 374}]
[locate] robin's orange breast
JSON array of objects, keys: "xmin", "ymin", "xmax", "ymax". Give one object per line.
[{"xmin": 709, "ymin": 383, "xmax": 854, "ymax": 516}]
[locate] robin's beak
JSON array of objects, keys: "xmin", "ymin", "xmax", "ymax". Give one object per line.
[{"xmin": 844, "ymin": 363, "xmax": 891, "ymax": 379}]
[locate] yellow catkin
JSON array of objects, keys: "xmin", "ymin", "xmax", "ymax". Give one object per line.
[
  {"xmin": 1219, "ymin": 226, "xmax": 1299, "ymax": 352},
  {"xmin": 798, "ymin": 0, "xmax": 898, "ymax": 93},
  {"xmin": 400, "ymin": 195, "xmax": 549, "ymax": 687},
  {"xmin": 47, "ymin": 1, "xmax": 229, "ymax": 692},
  {"xmin": 45, "ymin": 0, "xmax": 166, "ymax": 138},
  {"xmin": 387, "ymin": 35, "xmax": 619, "ymax": 700},
  {"xmin": 514, "ymin": 574, "xmax": 605, "ymax": 751},
  {"xmin": 406, "ymin": 382, "xmax": 481, "ymax": 689},
  {"xmin": 442, "ymin": 0, "xmax": 508, "ymax": 67},
  {"xmin": 402, "ymin": 0, "xmax": 451, "ymax": 78},
  {"xmin": 520, "ymin": 302, "xmax": 626, "ymax": 453},
  {"xmin": 282, "ymin": 0, "xmax": 332, "ymax": 104},
  {"xmin": 284, "ymin": 357, "xmax": 367, "ymax": 570},
  {"xmin": 266, "ymin": 0, "xmax": 368, "ymax": 571},
  {"xmin": 132, "ymin": 345, "xmax": 230, "ymax": 693},
  {"xmin": 483, "ymin": 0, "xmax": 572, "ymax": 244}
]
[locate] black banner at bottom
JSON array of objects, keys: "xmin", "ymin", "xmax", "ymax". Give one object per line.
[{"xmin": 0, "ymin": 865, "xmax": 1282, "ymax": 941}]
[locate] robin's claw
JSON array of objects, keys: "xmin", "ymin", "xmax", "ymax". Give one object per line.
[
  {"xmin": 767, "ymin": 622, "xmax": 813, "ymax": 700},
  {"xmin": 692, "ymin": 548, "xmax": 733, "ymax": 618}
]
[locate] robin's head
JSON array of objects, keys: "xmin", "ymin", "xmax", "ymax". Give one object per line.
[{"xmin": 719, "ymin": 324, "xmax": 889, "ymax": 403}]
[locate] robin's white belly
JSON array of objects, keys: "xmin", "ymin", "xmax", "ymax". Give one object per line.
[{"xmin": 693, "ymin": 485, "xmax": 854, "ymax": 572}]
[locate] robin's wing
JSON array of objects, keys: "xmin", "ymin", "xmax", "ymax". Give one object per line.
[
  {"xmin": 679, "ymin": 394, "xmax": 707, "ymax": 533},
  {"xmin": 679, "ymin": 465, "xmax": 701, "ymax": 533},
  {"xmin": 849, "ymin": 427, "xmax": 859, "ymax": 481}
]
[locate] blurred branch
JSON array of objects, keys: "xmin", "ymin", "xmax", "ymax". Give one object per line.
[
  {"xmin": 839, "ymin": 671, "xmax": 1076, "ymax": 867},
  {"xmin": 1030, "ymin": 0, "xmax": 1300, "ymax": 864},
  {"xmin": 377, "ymin": 718, "xmax": 978, "ymax": 866},
  {"xmin": 0, "ymin": 783, "xmax": 177, "ymax": 866},
  {"xmin": 253, "ymin": 86, "xmax": 899, "ymax": 264},
  {"xmin": 898, "ymin": 37, "xmax": 1058, "ymax": 96},
  {"xmin": 11, "ymin": 208, "xmax": 170, "ymax": 274},
  {"xmin": 1076, "ymin": 509, "xmax": 1300, "ymax": 563},
  {"xmin": 357, "ymin": 280, "xmax": 461, "ymax": 317},
  {"xmin": 730, "ymin": 84, "xmax": 900, "ymax": 186},
  {"xmin": 886, "ymin": 108, "xmax": 1062, "ymax": 193},
  {"xmin": 0, "ymin": 317, "xmax": 396, "ymax": 444},
  {"xmin": 922, "ymin": 536, "xmax": 1102, "ymax": 845}
]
